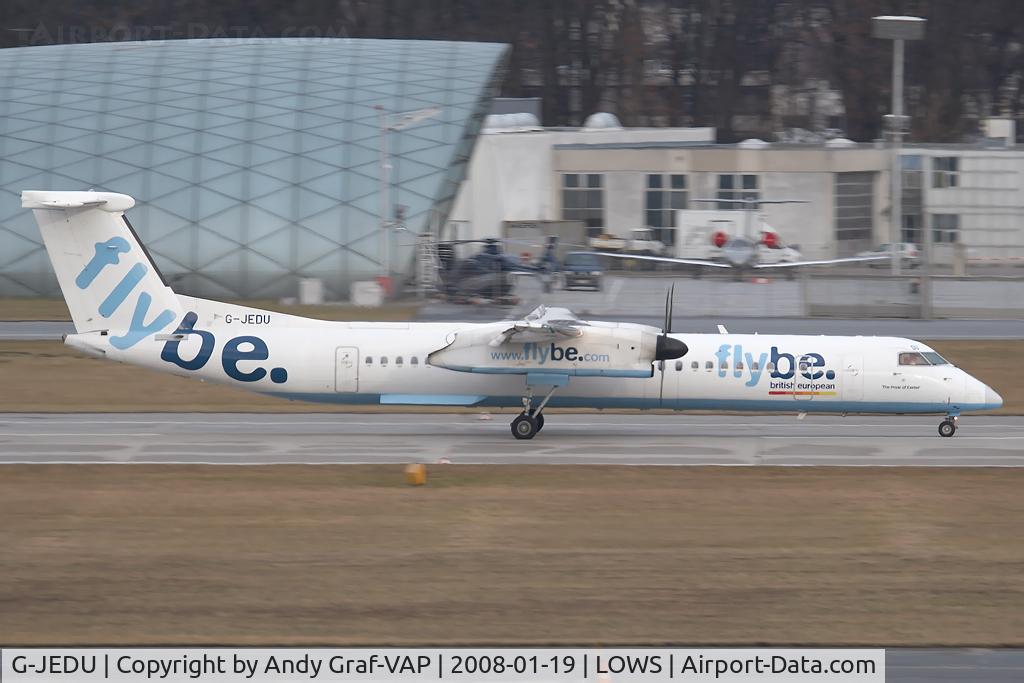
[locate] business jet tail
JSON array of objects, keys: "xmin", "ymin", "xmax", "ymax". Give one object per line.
[{"xmin": 22, "ymin": 190, "xmax": 182, "ymax": 349}]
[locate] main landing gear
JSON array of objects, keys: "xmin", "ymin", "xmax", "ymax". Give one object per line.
[
  {"xmin": 511, "ymin": 385, "xmax": 557, "ymax": 440},
  {"xmin": 938, "ymin": 416, "xmax": 958, "ymax": 438}
]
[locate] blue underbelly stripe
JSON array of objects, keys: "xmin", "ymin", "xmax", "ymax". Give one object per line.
[{"xmin": 264, "ymin": 392, "xmax": 999, "ymax": 414}]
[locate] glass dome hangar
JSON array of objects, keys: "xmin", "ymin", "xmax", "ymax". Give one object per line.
[{"xmin": 0, "ymin": 38, "xmax": 508, "ymax": 298}]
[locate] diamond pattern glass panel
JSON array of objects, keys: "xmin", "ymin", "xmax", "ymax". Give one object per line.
[{"xmin": 0, "ymin": 38, "xmax": 507, "ymax": 298}]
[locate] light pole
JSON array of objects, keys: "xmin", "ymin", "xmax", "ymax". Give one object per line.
[
  {"xmin": 376, "ymin": 105, "xmax": 442, "ymax": 289},
  {"xmin": 872, "ymin": 15, "xmax": 925, "ymax": 276}
]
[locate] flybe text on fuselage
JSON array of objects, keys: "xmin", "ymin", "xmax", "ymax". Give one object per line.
[{"xmin": 713, "ymin": 343, "xmax": 837, "ymax": 387}]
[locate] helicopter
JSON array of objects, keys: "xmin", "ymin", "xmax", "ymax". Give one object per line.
[{"xmin": 431, "ymin": 235, "xmax": 561, "ymax": 303}]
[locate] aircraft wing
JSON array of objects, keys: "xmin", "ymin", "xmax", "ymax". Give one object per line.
[
  {"xmin": 753, "ymin": 254, "xmax": 892, "ymax": 269},
  {"xmin": 586, "ymin": 251, "xmax": 732, "ymax": 268}
]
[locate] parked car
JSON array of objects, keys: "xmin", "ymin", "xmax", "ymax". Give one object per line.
[
  {"xmin": 561, "ymin": 251, "xmax": 604, "ymax": 290},
  {"xmin": 857, "ymin": 242, "xmax": 920, "ymax": 268}
]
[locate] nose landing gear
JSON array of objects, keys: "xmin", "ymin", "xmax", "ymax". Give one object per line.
[{"xmin": 938, "ymin": 416, "xmax": 958, "ymax": 438}]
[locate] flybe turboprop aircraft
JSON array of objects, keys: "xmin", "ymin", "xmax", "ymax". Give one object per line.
[{"xmin": 24, "ymin": 190, "xmax": 1002, "ymax": 440}]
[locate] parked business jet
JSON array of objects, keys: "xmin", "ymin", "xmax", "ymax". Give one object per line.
[{"xmin": 23, "ymin": 190, "xmax": 1002, "ymax": 439}]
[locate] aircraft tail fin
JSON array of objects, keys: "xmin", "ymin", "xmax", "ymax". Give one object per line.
[{"xmin": 22, "ymin": 190, "xmax": 182, "ymax": 349}]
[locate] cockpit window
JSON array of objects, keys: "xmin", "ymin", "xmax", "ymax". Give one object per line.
[
  {"xmin": 922, "ymin": 352, "xmax": 949, "ymax": 365},
  {"xmin": 898, "ymin": 352, "xmax": 930, "ymax": 366}
]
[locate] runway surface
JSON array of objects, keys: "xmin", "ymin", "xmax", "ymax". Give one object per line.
[{"xmin": 2, "ymin": 413, "xmax": 1023, "ymax": 465}]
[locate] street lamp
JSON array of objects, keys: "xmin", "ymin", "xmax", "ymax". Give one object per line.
[
  {"xmin": 872, "ymin": 15, "xmax": 925, "ymax": 276},
  {"xmin": 376, "ymin": 105, "xmax": 442, "ymax": 289}
]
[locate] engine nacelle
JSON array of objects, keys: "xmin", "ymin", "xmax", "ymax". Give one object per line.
[{"xmin": 428, "ymin": 323, "xmax": 662, "ymax": 378}]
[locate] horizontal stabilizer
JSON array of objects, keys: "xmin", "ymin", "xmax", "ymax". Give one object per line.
[{"xmin": 22, "ymin": 191, "xmax": 135, "ymax": 212}]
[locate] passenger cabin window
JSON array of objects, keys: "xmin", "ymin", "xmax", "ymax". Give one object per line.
[
  {"xmin": 675, "ymin": 360, "xmax": 683, "ymax": 371},
  {"xmin": 691, "ymin": 361, "xmax": 699, "ymax": 370},
  {"xmin": 767, "ymin": 362, "xmax": 775, "ymax": 372},
  {"xmin": 752, "ymin": 361, "xmax": 760, "ymax": 371},
  {"xmin": 899, "ymin": 352, "xmax": 930, "ymax": 366},
  {"xmin": 705, "ymin": 361, "xmax": 713, "ymax": 370},
  {"xmin": 799, "ymin": 361, "xmax": 809, "ymax": 372},
  {"xmin": 365, "ymin": 356, "xmax": 373, "ymax": 365},
  {"xmin": 396, "ymin": 356, "xmax": 403, "ymax": 366},
  {"xmin": 411, "ymin": 356, "xmax": 419, "ymax": 365},
  {"xmin": 720, "ymin": 361, "xmax": 728, "ymax": 370},
  {"xmin": 380, "ymin": 356, "xmax": 388, "ymax": 366},
  {"xmin": 736, "ymin": 361, "xmax": 744, "ymax": 371}
]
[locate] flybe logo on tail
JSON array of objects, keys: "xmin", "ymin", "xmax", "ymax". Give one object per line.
[{"xmin": 75, "ymin": 237, "xmax": 175, "ymax": 349}]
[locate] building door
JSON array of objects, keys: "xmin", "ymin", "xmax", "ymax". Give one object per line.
[
  {"xmin": 335, "ymin": 347, "xmax": 359, "ymax": 392},
  {"xmin": 841, "ymin": 354, "xmax": 863, "ymax": 402}
]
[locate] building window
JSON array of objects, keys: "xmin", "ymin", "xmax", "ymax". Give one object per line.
[
  {"xmin": 933, "ymin": 157, "xmax": 959, "ymax": 188},
  {"xmin": 902, "ymin": 214, "xmax": 921, "ymax": 244},
  {"xmin": 562, "ymin": 173, "xmax": 605, "ymax": 237},
  {"xmin": 717, "ymin": 174, "xmax": 759, "ymax": 209},
  {"xmin": 933, "ymin": 214, "xmax": 960, "ymax": 243},
  {"xmin": 644, "ymin": 174, "xmax": 688, "ymax": 245},
  {"xmin": 834, "ymin": 171, "xmax": 875, "ymax": 252}
]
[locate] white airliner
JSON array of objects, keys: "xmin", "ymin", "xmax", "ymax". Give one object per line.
[{"xmin": 23, "ymin": 190, "xmax": 1002, "ymax": 439}]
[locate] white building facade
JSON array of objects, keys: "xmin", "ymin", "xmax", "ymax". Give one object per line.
[{"xmin": 450, "ymin": 121, "xmax": 1024, "ymax": 263}]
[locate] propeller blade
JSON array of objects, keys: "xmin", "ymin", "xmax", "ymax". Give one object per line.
[
  {"xmin": 663, "ymin": 287, "xmax": 671, "ymax": 333},
  {"xmin": 655, "ymin": 282, "xmax": 686, "ymax": 360},
  {"xmin": 668, "ymin": 282, "xmax": 675, "ymax": 334}
]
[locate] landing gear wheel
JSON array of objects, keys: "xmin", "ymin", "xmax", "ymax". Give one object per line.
[
  {"xmin": 938, "ymin": 419, "xmax": 957, "ymax": 438},
  {"xmin": 529, "ymin": 409, "xmax": 545, "ymax": 432},
  {"xmin": 511, "ymin": 413, "xmax": 539, "ymax": 440}
]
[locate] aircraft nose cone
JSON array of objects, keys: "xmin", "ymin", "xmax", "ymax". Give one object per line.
[
  {"xmin": 986, "ymin": 385, "xmax": 1003, "ymax": 409},
  {"xmin": 655, "ymin": 335, "xmax": 688, "ymax": 361}
]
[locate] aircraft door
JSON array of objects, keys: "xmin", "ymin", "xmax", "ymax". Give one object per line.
[
  {"xmin": 335, "ymin": 346, "xmax": 359, "ymax": 392},
  {"xmin": 841, "ymin": 354, "xmax": 863, "ymax": 402}
]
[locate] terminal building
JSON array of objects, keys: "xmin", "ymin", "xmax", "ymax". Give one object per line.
[{"xmin": 450, "ymin": 114, "xmax": 1023, "ymax": 264}]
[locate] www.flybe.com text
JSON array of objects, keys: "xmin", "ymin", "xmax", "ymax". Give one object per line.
[{"xmin": 490, "ymin": 343, "xmax": 610, "ymax": 364}]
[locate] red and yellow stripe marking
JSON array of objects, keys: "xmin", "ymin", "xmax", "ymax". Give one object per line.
[{"xmin": 768, "ymin": 390, "xmax": 838, "ymax": 396}]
